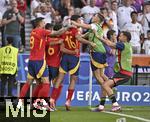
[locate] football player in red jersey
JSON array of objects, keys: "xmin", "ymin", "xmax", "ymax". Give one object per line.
[
  {"xmin": 17, "ymin": 17, "xmax": 71, "ymax": 111},
  {"xmin": 45, "ymin": 23, "xmax": 63, "ymax": 103},
  {"xmin": 50, "ymin": 15, "xmax": 96, "ymax": 111}
]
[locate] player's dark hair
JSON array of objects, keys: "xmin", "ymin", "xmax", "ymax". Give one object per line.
[
  {"xmin": 97, "ymin": 13, "xmax": 105, "ymax": 22},
  {"xmin": 107, "ymin": 30, "xmax": 116, "ymax": 40},
  {"xmin": 131, "ymin": 11, "xmax": 138, "ymax": 17},
  {"xmin": 45, "ymin": 23, "xmax": 53, "ymax": 30},
  {"xmin": 7, "ymin": 37, "xmax": 13, "ymax": 44},
  {"xmin": 34, "ymin": 17, "xmax": 44, "ymax": 27},
  {"xmin": 122, "ymin": 31, "xmax": 131, "ymax": 42},
  {"xmin": 70, "ymin": 15, "xmax": 81, "ymax": 22},
  {"xmin": 53, "ymin": 23, "xmax": 62, "ymax": 31}
]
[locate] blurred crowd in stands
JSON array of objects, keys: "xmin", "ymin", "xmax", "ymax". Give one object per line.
[{"xmin": 0, "ymin": 0, "xmax": 150, "ymax": 54}]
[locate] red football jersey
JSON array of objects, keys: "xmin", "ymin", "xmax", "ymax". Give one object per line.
[
  {"xmin": 46, "ymin": 37, "xmax": 61, "ymax": 67},
  {"xmin": 29, "ymin": 28, "xmax": 51, "ymax": 60},
  {"xmin": 61, "ymin": 28, "xmax": 80, "ymax": 57}
]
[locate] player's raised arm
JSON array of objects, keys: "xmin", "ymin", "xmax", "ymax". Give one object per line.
[
  {"xmin": 101, "ymin": 38, "xmax": 116, "ymax": 48},
  {"xmin": 50, "ymin": 27, "xmax": 68, "ymax": 37},
  {"xmin": 81, "ymin": 32, "xmax": 89, "ymax": 38},
  {"xmin": 75, "ymin": 34, "xmax": 96, "ymax": 48},
  {"xmin": 49, "ymin": 39, "xmax": 63, "ymax": 46},
  {"xmin": 50, "ymin": 24, "xmax": 75, "ymax": 37},
  {"xmin": 71, "ymin": 20, "xmax": 92, "ymax": 29}
]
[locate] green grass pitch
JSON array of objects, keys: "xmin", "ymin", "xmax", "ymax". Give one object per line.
[
  {"xmin": 0, "ymin": 105, "xmax": 149, "ymax": 122},
  {"xmin": 50, "ymin": 106, "xmax": 150, "ymax": 122}
]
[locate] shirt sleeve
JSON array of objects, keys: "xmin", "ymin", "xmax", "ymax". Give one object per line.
[
  {"xmin": 116, "ymin": 42, "xmax": 125, "ymax": 51},
  {"xmin": 72, "ymin": 28, "xmax": 79, "ymax": 36},
  {"xmin": 47, "ymin": 37, "xmax": 51, "ymax": 43},
  {"xmin": 44, "ymin": 30, "xmax": 51, "ymax": 36}
]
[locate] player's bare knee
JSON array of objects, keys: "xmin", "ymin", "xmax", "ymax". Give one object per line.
[
  {"xmin": 41, "ymin": 77, "xmax": 49, "ymax": 83},
  {"xmin": 35, "ymin": 78, "xmax": 41, "ymax": 84},
  {"xmin": 56, "ymin": 77, "xmax": 63, "ymax": 84},
  {"xmin": 102, "ymin": 82, "xmax": 108, "ymax": 90},
  {"xmin": 101, "ymin": 74, "xmax": 108, "ymax": 81},
  {"xmin": 57, "ymin": 73, "xmax": 65, "ymax": 82},
  {"xmin": 70, "ymin": 75, "xmax": 78, "ymax": 82},
  {"xmin": 26, "ymin": 78, "xmax": 34, "ymax": 85}
]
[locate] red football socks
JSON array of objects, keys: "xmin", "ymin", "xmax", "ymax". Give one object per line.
[
  {"xmin": 32, "ymin": 84, "xmax": 43, "ymax": 97},
  {"xmin": 55, "ymin": 85, "xmax": 63, "ymax": 101},
  {"xmin": 38, "ymin": 83, "xmax": 50, "ymax": 98},
  {"xmin": 67, "ymin": 89, "xmax": 74, "ymax": 101},
  {"xmin": 51, "ymin": 87, "xmax": 59, "ymax": 100},
  {"xmin": 20, "ymin": 82, "xmax": 30, "ymax": 98}
]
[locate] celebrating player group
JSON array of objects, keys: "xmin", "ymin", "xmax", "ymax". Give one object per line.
[{"xmin": 17, "ymin": 13, "xmax": 133, "ymax": 112}]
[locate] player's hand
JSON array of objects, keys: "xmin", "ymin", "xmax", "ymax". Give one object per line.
[
  {"xmin": 75, "ymin": 49, "xmax": 79, "ymax": 54},
  {"xmin": 71, "ymin": 20, "xmax": 78, "ymax": 26},
  {"xmin": 104, "ymin": 38, "xmax": 112, "ymax": 45},
  {"xmin": 113, "ymin": 38, "xmax": 117, "ymax": 43},
  {"xmin": 58, "ymin": 39, "xmax": 63, "ymax": 44},
  {"xmin": 90, "ymin": 42, "xmax": 96, "ymax": 48}
]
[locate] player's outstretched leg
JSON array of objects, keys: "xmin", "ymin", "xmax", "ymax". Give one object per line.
[
  {"xmin": 102, "ymin": 80, "xmax": 121, "ymax": 112},
  {"xmin": 50, "ymin": 72, "xmax": 65, "ymax": 110},
  {"xmin": 35, "ymin": 77, "xmax": 50, "ymax": 111}
]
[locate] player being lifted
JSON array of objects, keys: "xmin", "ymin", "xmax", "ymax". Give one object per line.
[
  {"xmin": 71, "ymin": 13, "xmax": 109, "ymax": 106},
  {"xmin": 17, "ymin": 17, "xmax": 72, "ymax": 110},
  {"xmin": 50, "ymin": 15, "xmax": 96, "ymax": 111}
]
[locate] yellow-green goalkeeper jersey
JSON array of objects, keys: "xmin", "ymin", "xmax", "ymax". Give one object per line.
[{"xmin": 88, "ymin": 23, "xmax": 106, "ymax": 53}]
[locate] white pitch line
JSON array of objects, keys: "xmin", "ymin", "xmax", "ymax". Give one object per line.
[
  {"xmin": 103, "ymin": 111, "xmax": 150, "ymax": 122},
  {"xmin": 122, "ymin": 108, "xmax": 134, "ymax": 111}
]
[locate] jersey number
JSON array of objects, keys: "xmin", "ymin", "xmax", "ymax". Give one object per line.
[
  {"xmin": 65, "ymin": 36, "xmax": 76, "ymax": 48},
  {"xmin": 48, "ymin": 47, "xmax": 54, "ymax": 55},
  {"xmin": 30, "ymin": 36, "xmax": 43, "ymax": 49}
]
